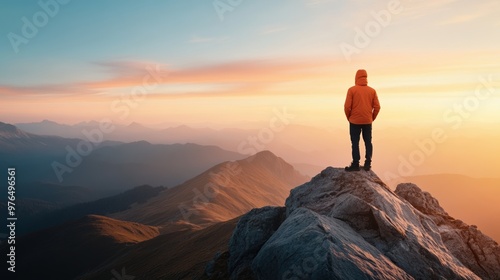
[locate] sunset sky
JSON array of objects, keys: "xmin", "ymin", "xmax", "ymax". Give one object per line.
[{"xmin": 1, "ymin": 0, "xmax": 499, "ymax": 128}]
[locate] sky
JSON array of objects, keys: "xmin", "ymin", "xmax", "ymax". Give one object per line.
[
  {"xmin": 1, "ymin": 0, "xmax": 499, "ymax": 128},
  {"xmin": 2, "ymin": 0, "xmax": 500, "ymax": 239}
]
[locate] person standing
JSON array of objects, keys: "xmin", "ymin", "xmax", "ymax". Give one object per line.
[{"xmin": 344, "ymin": 69, "xmax": 381, "ymax": 171}]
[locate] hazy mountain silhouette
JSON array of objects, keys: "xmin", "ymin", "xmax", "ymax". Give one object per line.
[
  {"xmin": 0, "ymin": 122, "xmax": 245, "ymax": 191},
  {"xmin": 15, "ymin": 119, "xmax": 76, "ymax": 137},
  {"xmin": 17, "ymin": 182, "xmax": 99, "ymax": 205},
  {"xmin": 13, "ymin": 120, "xmax": 341, "ymax": 172},
  {"xmin": 14, "ymin": 120, "xmax": 500, "ymax": 178},
  {"xmin": 16, "ymin": 119, "xmax": 157, "ymax": 142},
  {"xmin": 60, "ymin": 141, "xmax": 246, "ymax": 190},
  {"xmin": 0, "ymin": 121, "xmax": 120, "ymax": 185}
]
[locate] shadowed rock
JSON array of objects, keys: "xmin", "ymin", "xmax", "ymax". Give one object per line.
[{"xmin": 228, "ymin": 206, "xmax": 286, "ymax": 280}]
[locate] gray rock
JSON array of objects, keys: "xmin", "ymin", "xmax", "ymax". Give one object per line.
[
  {"xmin": 396, "ymin": 183, "xmax": 500, "ymax": 280},
  {"xmin": 228, "ymin": 206, "xmax": 285, "ymax": 280},
  {"xmin": 252, "ymin": 207, "xmax": 413, "ymax": 280},
  {"xmin": 284, "ymin": 167, "xmax": 479, "ymax": 279},
  {"xmin": 394, "ymin": 183, "xmax": 448, "ymax": 216},
  {"xmin": 208, "ymin": 167, "xmax": 500, "ymax": 279}
]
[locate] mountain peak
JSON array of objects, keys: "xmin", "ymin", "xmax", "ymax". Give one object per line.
[
  {"xmin": 40, "ymin": 119, "xmax": 59, "ymax": 124},
  {"xmin": 248, "ymin": 150, "xmax": 279, "ymax": 161},
  {"xmin": 207, "ymin": 167, "xmax": 500, "ymax": 279},
  {"xmin": 244, "ymin": 150, "xmax": 293, "ymax": 167},
  {"xmin": 127, "ymin": 121, "xmax": 146, "ymax": 128},
  {"xmin": 111, "ymin": 151, "xmax": 309, "ymax": 228},
  {"xmin": 0, "ymin": 122, "xmax": 29, "ymax": 138}
]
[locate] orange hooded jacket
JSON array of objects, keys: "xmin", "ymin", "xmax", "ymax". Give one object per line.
[{"xmin": 344, "ymin": 69, "xmax": 381, "ymax": 125}]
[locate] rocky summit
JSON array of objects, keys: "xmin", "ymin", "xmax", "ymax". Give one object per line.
[{"xmin": 205, "ymin": 167, "xmax": 500, "ymax": 280}]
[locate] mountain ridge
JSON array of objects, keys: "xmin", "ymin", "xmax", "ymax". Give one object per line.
[
  {"xmin": 110, "ymin": 150, "xmax": 309, "ymax": 229},
  {"xmin": 0, "ymin": 122, "xmax": 246, "ymax": 191}
]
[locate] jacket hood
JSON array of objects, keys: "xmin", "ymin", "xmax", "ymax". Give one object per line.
[{"xmin": 355, "ymin": 69, "xmax": 368, "ymax": 86}]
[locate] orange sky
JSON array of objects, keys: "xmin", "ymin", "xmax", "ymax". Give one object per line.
[{"xmin": 2, "ymin": 50, "xmax": 498, "ymax": 129}]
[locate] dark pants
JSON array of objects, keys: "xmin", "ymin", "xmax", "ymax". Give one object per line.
[{"xmin": 349, "ymin": 123, "xmax": 372, "ymax": 165}]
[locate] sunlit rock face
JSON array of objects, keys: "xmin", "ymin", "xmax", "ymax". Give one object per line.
[{"xmin": 207, "ymin": 167, "xmax": 500, "ymax": 280}]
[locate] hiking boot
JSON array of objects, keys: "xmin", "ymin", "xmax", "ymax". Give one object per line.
[
  {"xmin": 363, "ymin": 161, "xmax": 371, "ymax": 171},
  {"xmin": 345, "ymin": 163, "xmax": 360, "ymax": 172}
]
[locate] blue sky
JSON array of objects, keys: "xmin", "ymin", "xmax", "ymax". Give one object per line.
[{"xmin": 1, "ymin": 0, "xmax": 499, "ymax": 125}]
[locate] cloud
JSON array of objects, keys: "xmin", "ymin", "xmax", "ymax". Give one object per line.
[
  {"xmin": 188, "ymin": 35, "xmax": 228, "ymax": 43},
  {"xmin": 438, "ymin": 13, "xmax": 482, "ymax": 25},
  {"xmin": 303, "ymin": 0, "xmax": 335, "ymax": 6},
  {"xmin": 4, "ymin": 50, "xmax": 497, "ymax": 100},
  {"xmin": 437, "ymin": 1, "xmax": 497, "ymax": 25},
  {"xmin": 0, "ymin": 84, "xmax": 93, "ymax": 97},
  {"xmin": 400, "ymin": 0, "xmax": 459, "ymax": 20},
  {"xmin": 260, "ymin": 26, "xmax": 288, "ymax": 35},
  {"xmin": 0, "ymin": 58, "xmax": 335, "ymax": 98}
]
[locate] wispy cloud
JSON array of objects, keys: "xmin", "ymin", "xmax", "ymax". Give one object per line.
[
  {"xmin": 260, "ymin": 26, "xmax": 288, "ymax": 35},
  {"xmin": 303, "ymin": 0, "xmax": 335, "ymax": 6},
  {"xmin": 0, "ymin": 84, "xmax": 93, "ymax": 97},
  {"xmin": 188, "ymin": 35, "xmax": 228, "ymax": 43},
  {"xmin": 437, "ymin": 1, "xmax": 497, "ymax": 25},
  {"xmin": 0, "ymin": 58, "xmax": 334, "ymax": 97},
  {"xmin": 439, "ymin": 13, "xmax": 482, "ymax": 25},
  {"xmin": 400, "ymin": 0, "xmax": 459, "ymax": 20}
]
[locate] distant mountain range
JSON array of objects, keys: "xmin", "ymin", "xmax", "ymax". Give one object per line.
[
  {"xmin": 0, "ymin": 121, "xmax": 246, "ymax": 191},
  {"xmin": 14, "ymin": 119, "xmax": 500, "ymax": 179},
  {"xmin": 14, "ymin": 119, "xmax": 346, "ymax": 171}
]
